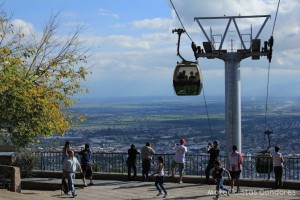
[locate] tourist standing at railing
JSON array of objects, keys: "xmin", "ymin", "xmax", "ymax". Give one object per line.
[
  {"xmin": 61, "ymin": 141, "xmax": 71, "ymax": 194},
  {"xmin": 205, "ymin": 140, "xmax": 220, "ymax": 184},
  {"xmin": 78, "ymin": 143, "xmax": 94, "ymax": 186},
  {"xmin": 62, "ymin": 141, "xmax": 71, "ymax": 164},
  {"xmin": 141, "ymin": 142, "xmax": 156, "ymax": 181},
  {"xmin": 228, "ymin": 145, "xmax": 243, "ymax": 193},
  {"xmin": 62, "ymin": 150, "xmax": 83, "ymax": 198},
  {"xmin": 272, "ymin": 146, "xmax": 284, "ymax": 189},
  {"xmin": 127, "ymin": 144, "xmax": 140, "ymax": 181},
  {"xmin": 171, "ymin": 138, "xmax": 187, "ymax": 184}
]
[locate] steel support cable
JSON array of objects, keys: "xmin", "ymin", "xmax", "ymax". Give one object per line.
[
  {"xmin": 263, "ymin": 0, "xmax": 280, "ymax": 151},
  {"xmin": 271, "ymin": 0, "xmax": 281, "ymax": 36},
  {"xmin": 264, "ymin": 62, "xmax": 271, "ymax": 131},
  {"xmin": 170, "ymin": 0, "xmax": 213, "ymax": 140},
  {"xmin": 264, "ymin": 0, "xmax": 280, "ymax": 130},
  {"xmin": 198, "ymin": 62, "xmax": 213, "ymax": 141},
  {"xmin": 170, "ymin": 0, "xmax": 193, "ymax": 42}
]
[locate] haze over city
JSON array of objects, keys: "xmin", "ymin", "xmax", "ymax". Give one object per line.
[{"xmin": 3, "ymin": 0, "xmax": 300, "ymax": 99}]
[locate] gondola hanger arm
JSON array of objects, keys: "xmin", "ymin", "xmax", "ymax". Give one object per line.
[{"xmin": 172, "ymin": 28, "xmax": 187, "ymax": 62}]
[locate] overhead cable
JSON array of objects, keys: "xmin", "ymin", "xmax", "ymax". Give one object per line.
[
  {"xmin": 170, "ymin": 0, "xmax": 193, "ymax": 42},
  {"xmin": 271, "ymin": 0, "xmax": 281, "ymax": 36}
]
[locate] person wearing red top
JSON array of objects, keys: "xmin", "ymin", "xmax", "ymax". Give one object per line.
[{"xmin": 228, "ymin": 145, "xmax": 243, "ymax": 193}]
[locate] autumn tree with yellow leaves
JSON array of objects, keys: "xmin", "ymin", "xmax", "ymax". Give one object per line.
[{"xmin": 0, "ymin": 8, "xmax": 90, "ymax": 147}]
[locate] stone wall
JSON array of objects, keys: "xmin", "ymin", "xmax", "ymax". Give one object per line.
[
  {"xmin": 0, "ymin": 165, "xmax": 21, "ymax": 193},
  {"xmin": 0, "ymin": 152, "xmax": 16, "ymax": 165}
]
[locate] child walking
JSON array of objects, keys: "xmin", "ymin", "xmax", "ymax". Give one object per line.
[
  {"xmin": 212, "ymin": 160, "xmax": 231, "ymax": 200},
  {"xmin": 151, "ymin": 156, "xmax": 167, "ymax": 198}
]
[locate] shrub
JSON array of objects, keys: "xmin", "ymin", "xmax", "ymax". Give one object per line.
[{"xmin": 12, "ymin": 149, "xmax": 38, "ymax": 178}]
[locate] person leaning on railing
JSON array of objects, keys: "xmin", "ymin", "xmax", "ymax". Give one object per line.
[
  {"xmin": 141, "ymin": 142, "xmax": 155, "ymax": 181},
  {"xmin": 62, "ymin": 141, "xmax": 70, "ymax": 164},
  {"xmin": 127, "ymin": 144, "xmax": 140, "ymax": 181},
  {"xmin": 78, "ymin": 143, "xmax": 94, "ymax": 186},
  {"xmin": 228, "ymin": 145, "xmax": 243, "ymax": 194},
  {"xmin": 272, "ymin": 146, "xmax": 284, "ymax": 189}
]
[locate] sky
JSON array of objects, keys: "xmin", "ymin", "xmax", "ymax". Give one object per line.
[{"xmin": 2, "ymin": 0, "xmax": 300, "ymax": 99}]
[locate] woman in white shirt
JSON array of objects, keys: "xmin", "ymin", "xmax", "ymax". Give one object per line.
[
  {"xmin": 272, "ymin": 146, "xmax": 284, "ymax": 189},
  {"xmin": 151, "ymin": 156, "xmax": 167, "ymax": 198}
]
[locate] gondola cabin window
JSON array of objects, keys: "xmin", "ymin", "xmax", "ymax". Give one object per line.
[{"xmin": 173, "ymin": 62, "xmax": 202, "ymax": 96}]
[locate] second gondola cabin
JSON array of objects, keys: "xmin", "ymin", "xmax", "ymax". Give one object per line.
[
  {"xmin": 256, "ymin": 151, "xmax": 273, "ymax": 174},
  {"xmin": 173, "ymin": 61, "xmax": 203, "ymax": 96}
]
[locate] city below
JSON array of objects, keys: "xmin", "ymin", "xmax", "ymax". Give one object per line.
[{"xmin": 35, "ymin": 96, "xmax": 300, "ymax": 157}]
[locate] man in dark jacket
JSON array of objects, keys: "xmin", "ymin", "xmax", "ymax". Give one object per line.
[
  {"xmin": 127, "ymin": 144, "xmax": 140, "ymax": 180},
  {"xmin": 78, "ymin": 143, "xmax": 94, "ymax": 186},
  {"xmin": 205, "ymin": 140, "xmax": 220, "ymax": 183}
]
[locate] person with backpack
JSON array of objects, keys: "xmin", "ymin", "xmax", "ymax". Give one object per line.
[{"xmin": 78, "ymin": 143, "xmax": 94, "ymax": 186}]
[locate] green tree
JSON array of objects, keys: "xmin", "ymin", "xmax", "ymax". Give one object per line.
[{"xmin": 0, "ymin": 8, "xmax": 90, "ymax": 147}]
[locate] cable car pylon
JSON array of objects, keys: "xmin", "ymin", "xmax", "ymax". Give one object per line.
[{"xmin": 193, "ymin": 15, "xmax": 273, "ymax": 158}]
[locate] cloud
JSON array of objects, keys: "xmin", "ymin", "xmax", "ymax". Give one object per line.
[
  {"xmin": 169, "ymin": 1, "xmax": 299, "ymax": 64},
  {"xmin": 15, "ymin": 0, "xmax": 297, "ymax": 97},
  {"xmin": 80, "ymin": 32, "xmax": 176, "ymax": 50},
  {"xmin": 82, "ymin": 35, "xmax": 153, "ymax": 49},
  {"xmin": 132, "ymin": 18, "xmax": 173, "ymax": 30},
  {"xmin": 170, "ymin": 0, "xmax": 278, "ymax": 23},
  {"xmin": 98, "ymin": 8, "xmax": 119, "ymax": 18},
  {"xmin": 279, "ymin": 0, "xmax": 299, "ymax": 14},
  {"xmin": 111, "ymin": 23, "xmax": 127, "ymax": 29},
  {"xmin": 3, "ymin": 0, "xmax": 298, "ymax": 98},
  {"xmin": 63, "ymin": 11, "xmax": 78, "ymax": 18},
  {"xmin": 63, "ymin": 21, "xmax": 86, "ymax": 27},
  {"xmin": 11, "ymin": 19, "xmax": 35, "ymax": 35}
]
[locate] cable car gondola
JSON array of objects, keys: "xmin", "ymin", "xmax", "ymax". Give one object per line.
[
  {"xmin": 173, "ymin": 61, "xmax": 202, "ymax": 96},
  {"xmin": 255, "ymin": 130, "xmax": 273, "ymax": 174},
  {"xmin": 256, "ymin": 151, "xmax": 273, "ymax": 174},
  {"xmin": 172, "ymin": 29, "xmax": 203, "ymax": 96}
]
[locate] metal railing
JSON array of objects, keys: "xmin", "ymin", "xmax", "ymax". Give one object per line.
[{"xmin": 33, "ymin": 152, "xmax": 300, "ymax": 181}]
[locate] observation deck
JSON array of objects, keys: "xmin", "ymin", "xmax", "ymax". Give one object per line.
[{"xmin": 0, "ymin": 151, "xmax": 299, "ymax": 199}]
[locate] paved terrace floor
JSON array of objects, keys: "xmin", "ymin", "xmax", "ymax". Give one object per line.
[{"xmin": 1, "ymin": 180, "xmax": 299, "ymax": 200}]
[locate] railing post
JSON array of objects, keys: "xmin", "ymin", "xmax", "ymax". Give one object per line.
[{"xmin": 40, "ymin": 152, "xmax": 43, "ymax": 171}]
